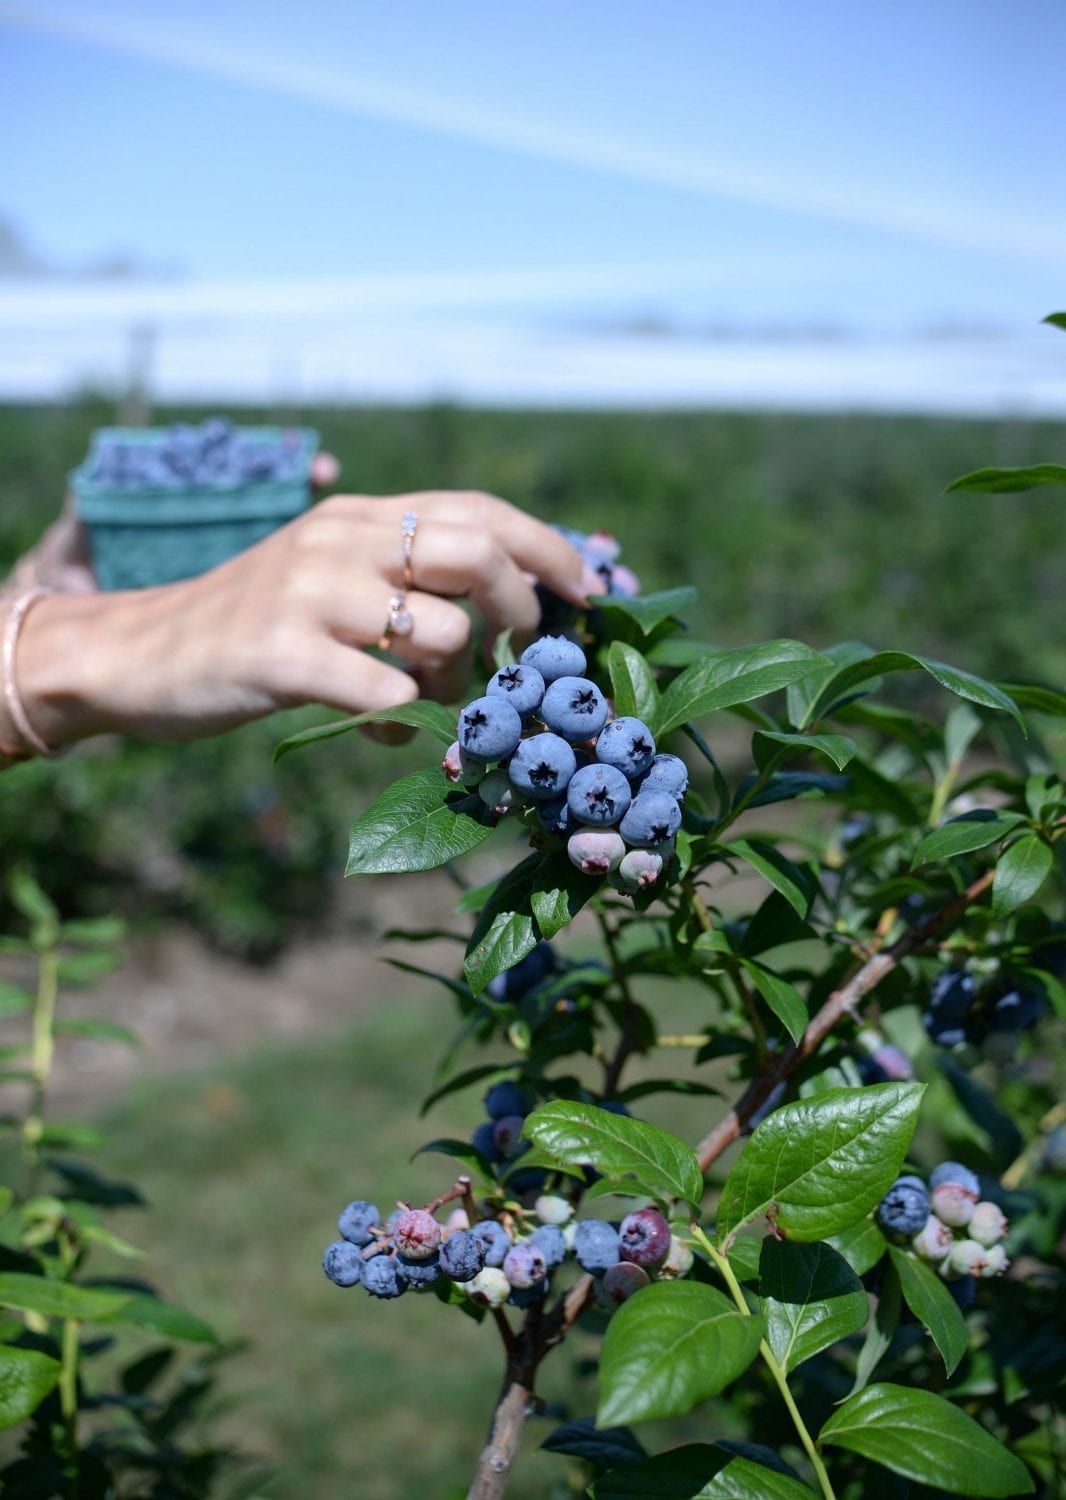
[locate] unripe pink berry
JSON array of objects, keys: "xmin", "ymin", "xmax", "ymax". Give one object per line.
[
  {"xmin": 392, "ymin": 1208, "xmax": 441, "ymax": 1261},
  {"xmin": 931, "ymin": 1182, "xmax": 977, "ymax": 1228},
  {"xmin": 502, "ymin": 1242, "xmax": 547, "ymax": 1289},
  {"xmin": 968, "ymin": 1201, "xmax": 1008, "ymax": 1247},
  {"xmin": 945, "ymin": 1238, "xmax": 989, "ymax": 1278},
  {"xmin": 567, "ymin": 828, "xmax": 626, "ymax": 876},
  {"xmin": 912, "ymin": 1214, "xmax": 954, "ymax": 1263},
  {"xmin": 979, "ymin": 1242, "xmax": 1009, "ymax": 1277},
  {"xmin": 616, "ymin": 848, "xmax": 664, "ymax": 891},
  {"xmin": 618, "ymin": 1208, "xmax": 672, "ymax": 1268},
  {"xmin": 445, "ymin": 1207, "xmax": 471, "ymax": 1232},
  {"xmin": 596, "ymin": 1262, "xmax": 650, "ymax": 1307}
]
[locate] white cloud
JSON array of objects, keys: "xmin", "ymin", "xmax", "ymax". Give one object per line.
[{"xmin": 2, "ymin": 0, "xmax": 1062, "ymax": 269}]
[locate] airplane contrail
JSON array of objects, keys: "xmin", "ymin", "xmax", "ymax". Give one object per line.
[{"xmin": 1, "ymin": 1, "xmax": 1061, "ymax": 270}]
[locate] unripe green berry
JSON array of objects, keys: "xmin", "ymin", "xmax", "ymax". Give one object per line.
[
  {"xmin": 655, "ymin": 1235, "xmax": 694, "ymax": 1280},
  {"xmin": 968, "ymin": 1201, "xmax": 1008, "ymax": 1247},
  {"xmin": 534, "ymin": 1194, "xmax": 573, "ymax": 1226},
  {"xmin": 466, "ymin": 1267, "xmax": 511, "ymax": 1308},
  {"xmin": 912, "ymin": 1214, "xmax": 954, "ymax": 1263}
]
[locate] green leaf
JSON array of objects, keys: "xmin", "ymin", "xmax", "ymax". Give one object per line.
[
  {"xmin": 60, "ymin": 916, "xmax": 127, "ymax": 947},
  {"xmin": 997, "ymin": 682, "xmax": 1066, "ymax": 717},
  {"xmin": 522, "ymin": 1101, "xmax": 703, "ymax": 1211},
  {"xmin": 657, "ymin": 641, "xmax": 828, "ymax": 736},
  {"xmin": 463, "ymin": 854, "xmax": 542, "ymax": 994},
  {"xmin": 53, "ymin": 1019, "xmax": 140, "ymax": 1048},
  {"xmin": 753, "ymin": 731, "xmax": 858, "ymax": 772},
  {"xmin": 597, "ymin": 1282, "xmax": 764, "ymax": 1426},
  {"xmin": 991, "ymin": 834, "xmax": 1053, "ymax": 917},
  {"xmin": 590, "ymin": 1444, "xmax": 816, "ymax": 1498},
  {"xmin": 0, "ymin": 1188, "xmax": 11, "ymax": 1220},
  {"xmin": 0, "ymin": 1345, "xmax": 62, "ymax": 1430},
  {"xmin": 55, "ymin": 951, "xmax": 119, "ymax": 984},
  {"xmin": 1044, "ymin": 311, "xmax": 1066, "ymax": 331},
  {"xmin": 737, "ymin": 959, "xmax": 807, "ymax": 1046},
  {"xmin": 420, "ymin": 1063, "xmax": 512, "ymax": 1115},
  {"xmin": 759, "ymin": 1239, "xmax": 868, "ymax": 1374},
  {"xmin": 7, "ymin": 871, "xmax": 58, "ymax": 927},
  {"xmin": 412, "ymin": 1137, "xmax": 496, "ymax": 1178},
  {"xmin": 346, "ymin": 768, "xmax": 494, "ymax": 876},
  {"xmin": 0, "ymin": 982, "xmax": 33, "ymax": 1019},
  {"xmin": 530, "ymin": 856, "xmax": 600, "ymax": 940},
  {"xmin": 107, "ymin": 1294, "xmax": 218, "ymax": 1344},
  {"xmin": 541, "ymin": 1416, "xmax": 647, "ymax": 1469},
  {"xmin": 275, "ymin": 699, "xmax": 456, "ymax": 760},
  {"xmin": 801, "ymin": 651, "xmax": 1024, "ymax": 733},
  {"xmin": 887, "ymin": 1246, "xmax": 967, "ymax": 1376},
  {"xmin": 608, "ymin": 642, "xmax": 660, "ymax": 729},
  {"xmin": 913, "ymin": 813, "xmax": 1025, "ymax": 867},
  {"xmin": 726, "ymin": 839, "xmax": 813, "ymax": 918},
  {"xmin": 0, "ymin": 1272, "xmax": 130, "ymax": 1322},
  {"xmin": 595, "ymin": 587, "xmax": 698, "ymax": 636},
  {"xmin": 944, "ymin": 463, "xmax": 1066, "ymax": 495},
  {"xmin": 937, "ymin": 1056, "xmax": 1023, "ymax": 1168},
  {"xmin": 716, "ymin": 1083, "xmax": 924, "ymax": 1242},
  {"xmin": 492, "ymin": 628, "xmax": 515, "ymax": 672},
  {"xmin": 820, "ymin": 1383, "xmax": 1035, "ymax": 1495},
  {"xmin": 825, "ymin": 1218, "xmax": 887, "ymax": 1277}
]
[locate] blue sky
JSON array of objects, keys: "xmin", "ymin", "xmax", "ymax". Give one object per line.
[{"xmin": 1, "ymin": 1, "xmax": 1064, "ymax": 405}]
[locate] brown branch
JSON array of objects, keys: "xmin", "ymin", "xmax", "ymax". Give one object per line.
[{"xmin": 695, "ymin": 868, "xmax": 994, "ymax": 1172}]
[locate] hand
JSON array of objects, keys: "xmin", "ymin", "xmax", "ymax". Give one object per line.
[{"xmin": 14, "ymin": 491, "xmax": 596, "ymax": 749}]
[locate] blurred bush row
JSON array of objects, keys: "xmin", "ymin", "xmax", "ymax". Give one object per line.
[{"xmin": 1, "ymin": 397, "xmax": 1062, "ymax": 957}]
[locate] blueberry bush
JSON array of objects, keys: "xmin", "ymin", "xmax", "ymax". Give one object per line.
[
  {"xmin": 278, "ymin": 501, "xmax": 1066, "ymax": 1500},
  {"xmin": 0, "ymin": 872, "xmax": 265, "ymax": 1499}
]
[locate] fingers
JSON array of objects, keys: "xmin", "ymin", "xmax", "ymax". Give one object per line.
[{"xmin": 306, "ymin": 639, "xmax": 420, "ymax": 719}]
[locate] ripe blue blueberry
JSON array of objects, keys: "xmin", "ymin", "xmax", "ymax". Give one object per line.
[
  {"xmin": 596, "ymin": 717, "xmax": 657, "ymax": 779},
  {"xmin": 473, "ymin": 1121, "xmax": 504, "ymax": 1164},
  {"xmin": 323, "ymin": 1240, "xmax": 364, "ymax": 1287},
  {"xmin": 492, "ymin": 1114, "xmax": 528, "ymax": 1158},
  {"xmin": 566, "ymin": 763, "xmax": 632, "ymax": 826},
  {"xmin": 486, "ymin": 943, "xmax": 556, "ymax": 1001},
  {"xmin": 337, "ymin": 1200, "xmax": 381, "ymax": 1247},
  {"xmin": 457, "ymin": 696, "xmax": 523, "ymax": 761},
  {"xmin": 573, "ymin": 1218, "xmax": 621, "ymax": 1275},
  {"xmin": 520, "ymin": 635, "xmax": 587, "ymax": 684},
  {"xmin": 567, "ymin": 828, "xmax": 626, "ymax": 876},
  {"xmin": 924, "ymin": 970, "xmax": 976, "ymax": 1045},
  {"xmin": 471, "ymin": 1220, "xmax": 513, "ymax": 1268},
  {"xmin": 618, "ymin": 1208, "xmax": 672, "ymax": 1268},
  {"xmin": 541, "ymin": 677, "xmax": 609, "ymax": 743},
  {"xmin": 362, "ymin": 1254, "xmax": 406, "ymax": 1299},
  {"xmin": 396, "ymin": 1250, "xmax": 443, "ymax": 1288},
  {"xmin": 507, "ymin": 1279, "xmax": 549, "ymax": 1308},
  {"xmin": 528, "ymin": 1224, "xmax": 568, "ymax": 1270},
  {"xmin": 485, "ymin": 1080, "xmax": 533, "ymax": 1120},
  {"xmin": 503, "ymin": 1242, "xmax": 547, "ymax": 1288},
  {"xmin": 638, "ymin": 753, "xmax": 689, "ymax": 801},
  {"xmin": 989, "ymin": 985, "xmax": 1044, "ymax": 1031},
  {"xmin": 597, "ymin": 1262, "xmax": 650, "ymax": 1307},
  {"xmin": 535, "ymin": 794, "xmax": 573, "ymax": 836},
  {"xmin": 487, "ymin": 663, "xmax": 546, "ymax": 716},
  {"xmin": 929, "ymin": 1161, "xmax": 980, "ymax": 1196},
  {"xmin": 508, "ymin": 733, "xmax": 578, "ymax": 799},
  {"xmin": 876, "ymin": 1175, "xmax": 931, "ymax": 1238},
  {"xmin": 619, "ymin": 790, "xmax": 682, "ymax": 848},
  {"xmin": 439, "ymin": 1230, "xmax": 487, "ymax": 1282}
]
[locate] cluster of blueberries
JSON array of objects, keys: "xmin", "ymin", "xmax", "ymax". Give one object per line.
[
  {"xmin": 442, "ymin": 634, "xmax": 687, "ymax": 891},
  {"xmin": 924, "ymin": 966, "xmax": 1045, "ymax": 1050},
  {"xmin": 876, "ymin": 1161, "xmax": 1008, "ymax": 1305},
  {"xmin": 323, "ymin": 1191, "xmax": 693, "ymax": 1310},
  {"xmin": 470, "ymin": 1076, "xmax": 547, "ymax": 1199},
  {"xmin": 83, "ymin": 418, "xmax": 311, "ymax": 491}
]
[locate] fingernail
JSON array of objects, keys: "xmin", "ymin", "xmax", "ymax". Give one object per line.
[{"xmin": 580, "ymin": 562, "xmax": 605, "ymax": 599}]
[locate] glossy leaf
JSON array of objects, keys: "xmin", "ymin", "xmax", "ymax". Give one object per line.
[
  {"xmin": 944, "ymin": 463, "xmax": 1066, "ymax": 495},
  {"xmin": 753, "ymin": 731, "xmax": 859, "ymax": 772},
  {"xmin": 523, "ymin": 1101, "xmax": 703, "ymax": 1210},
  {"xmin": 0, "ymin": 1346, "xmax": 62, "ymax": 1430},
  {"xmin": 887, "ymin": 1246, "xmax": 967, "ymax": 1375},
  {"xmin": 738, "ymin": 958, "xmax": 807, "ymax": 1045},
  {"xmin": 591, "ymin": 1443, "xmax": 816, "ymax": 1498},
  {"xmin": 759, "ymin": 1239, "xmax": 868, "ymax": 1374},
  {"xmin": 108, "ymin": 1294, "xmax": 218, "ymax": 1344},
  {"xmin": 990, "ymin": 834, "xmax": 1053, "ymax": 917},
  {"xmin": 726, "ymin": 839, "xmax": 813, "ymax": 918},
  {"xmin": 530, "ymin": 856, "xmax": 600, "ymax": 940},
  {"xmin": 597, "ymin": 1283, "xmax": 764, "ymax": 1426},
  {"xmin": 595, "ymin": 587, "xmax": 698, "ymax": 636},
  {"xmin": 999, "ymin": 682, "xmax": 1066, "ymax": 717},
  {"xmin": 717, "ymin": 1083, "xmax": 924, "ymax": 1242},
  {"xmin": 850, "ymin": 1256, "xmax": 900, "ymax": 1396},
  {"xmin": 825, "ymin": 1218, "xmax": 887, "ymax": 1277},
  {"xmin": 913, "ymin": 813, "xmax": 1025, "ymax": 867},
  {"xmin": 820, "ymin": 1383, "xmax": 1035, "ymax": 1495},
  {"xmin": 464, "ymin": 911, "xmax": 538, "ymax": 996},
  {"xmin": 540, "ymin": 1416, "xmax": 646, "ymax": 1468},
  {"xmin": 801, "ymin": 650, "xmax": 1024, "ymax": 732},
  {"xmin": 657, "ymin": 641, "xmax": 828, "ymax": 736},
  {"xmin": 608, "ymin": 641, "xmax": 661, "ymax": 729},
  {"xmin": 276, "ymin": 699, "xmax": 456, "ymax": 760},
  {"xmin": 0, "ymin": 1273, "xmax": 130, "ymax": 1322},
  {"xmin": 346, "ymin": 769, "xmax": 495, "ymax": 875}
]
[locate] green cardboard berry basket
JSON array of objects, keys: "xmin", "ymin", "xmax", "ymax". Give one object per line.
[{"xmin": 71, "ymin": 425, "xmax": 320, "ymax": 590}]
